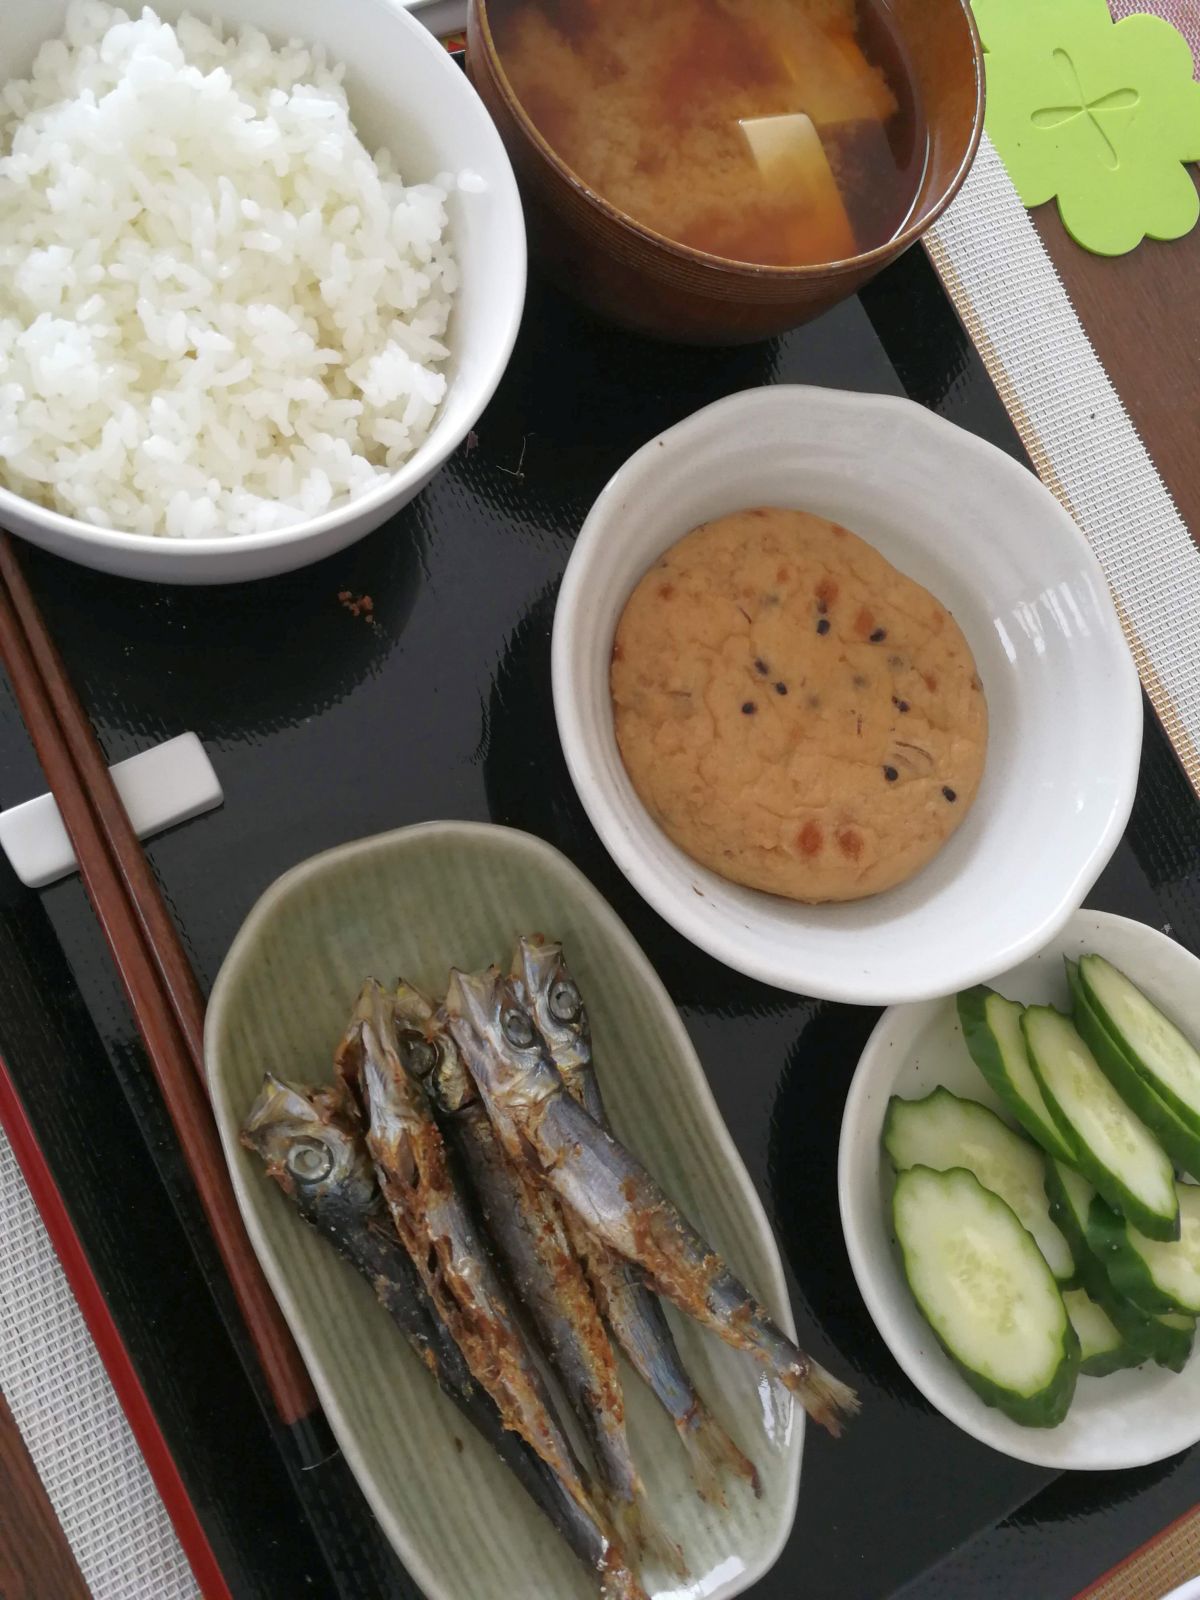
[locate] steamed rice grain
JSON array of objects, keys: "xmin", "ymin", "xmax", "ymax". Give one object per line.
[{"xmin": 0, "ymin": 3, "xmax": 460, "ymax": 537}]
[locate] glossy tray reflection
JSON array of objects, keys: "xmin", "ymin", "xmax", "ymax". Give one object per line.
[{"xmin": 1, "ymin": 250, "xmax": 1198, "ymax": 1600}]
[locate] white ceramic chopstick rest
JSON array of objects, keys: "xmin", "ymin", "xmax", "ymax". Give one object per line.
[{"xmin": 0, "ymin": 732, "xmax": 223, "ymax": 889}]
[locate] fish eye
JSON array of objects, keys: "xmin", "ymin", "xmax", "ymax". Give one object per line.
[
  {"xmin": 548, "ymin": 979, "xmax": 581, "ymax": 1023},
  {"xmin": 400, "ymin": 1029, "xmax": 439, "ymax": 1076},
  {"xmin": 286, "ymin": 1137, "xmax": 333, "ymax": 1184},
  {"xmin": 501, "ymin": 1008, "xmax": 536, "ymax": 1049}
]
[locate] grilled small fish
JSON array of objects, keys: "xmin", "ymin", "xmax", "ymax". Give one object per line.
[
  {"xmin": 336, "ymin": 981, "xmax": 588, "ymax": 1494},
  {"xmin": 241, "ymin": 1074, "xmax": 445, "ymax": 1365},
  {"xmin": 514, "ymin": 936, "xmax": 761, "ymax": 1501},
  {"xmin": 446, "ymin": 965, "xmax": 859, "ymax": 1437},
  {"xmin": 342, "ymin": 982, "xmax": 648, "ymax": 1599},
  {"xmin": 240, "ymin": 1075, "xmax": 636, "ymax": 1595},
  {"xmin": 393, "ymin": 981, "xmax": 656, "ymax": 1545}
]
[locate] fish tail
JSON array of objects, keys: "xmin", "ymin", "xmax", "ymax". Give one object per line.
[
  {"xmin": 785, "ymin": 1359, "xmax": 860, "ymax": 1437},
  {"xmin": 675, "ymin": 1402, "xmax": 761, "ymax": 1505},
  {"xmin": 598, "ymin": 1545, "xmax": 651, "ymax": 1600},
  {"xmin": 605, "ymin": 1491, "xmax": 687, "ymax": 1580},
  {"xmin": 580, "ymin": 1489, "xmax": 652, "ymax": 1600}
]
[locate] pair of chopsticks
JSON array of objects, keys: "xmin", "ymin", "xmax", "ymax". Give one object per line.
[{"xmin": 0, "ymin": 534, "xmax": 323, "ymax": 1460}]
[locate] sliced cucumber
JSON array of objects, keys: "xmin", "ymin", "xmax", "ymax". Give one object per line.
[
  {"xmin": 1043, "ymin": 1160, "xmax": 1115, "ymax": 1313},
  {"xmin": 1061, "ymin": 1287, "xmax": 1141, "ymax": 1377},
  {"xmin": 1044, "ymin": 1159, "xmax": 1194, "ymax": 1370},
  {"xmin": 1080, "ymin": 955, "xmax": 1200, "ymax": 1140},
  {"xmin": 1148, "ymin": 1310, "xmax": 1197, "ymax": 1373},
  {"xmin": 1023, "ymin": 1006, "xmax": 1179, "ymax": 1242},
  {"xmin": 893, "ymin": 1164, "xmax": 1078, "ymax": 1427},
  {"xmin": 1087, "ymin": 1182, "xmax": 1200, "ymax": 1316},
  {"xmin": 1067, "ymin": 960, "xmax": 1200, "ymax": 1181},
  {"xmin": 884, "ymin": 1087, "xmax": 1075, "ymax": 1283},
  {"xmin": 957, "ymin": 986, "xmax": 1074, "ymax": 1163}
]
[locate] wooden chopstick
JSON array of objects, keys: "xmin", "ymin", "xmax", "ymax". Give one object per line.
[
  {"xmin": 0, "ymin": 552, "xmax": 320, "ymax": 1438},
  {"xmin": 0, "ymin": 535, "xmax": 208, "ymax": 1074}
]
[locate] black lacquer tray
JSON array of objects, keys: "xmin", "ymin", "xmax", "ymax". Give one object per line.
[{"xmin": 2, "ymin": 245, "xmax": 1199, "ymax": 1600}]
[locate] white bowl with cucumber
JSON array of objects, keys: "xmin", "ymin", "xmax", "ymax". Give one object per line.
[{"xmin": 839, "ymin": 909, "xmax": 1200, "ymax": 1468}]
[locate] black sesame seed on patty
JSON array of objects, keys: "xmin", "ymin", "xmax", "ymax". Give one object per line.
[
  {"xmin": 892, "ymin": 697, "xmax": 910, "ymax": 714},
  {"xmin": 774, "ymin": 681, "xmax": 787, "ymax": 695},
  {"xmin": 883, "ymin": 765, "xmax": 898, "ymax": 782},
  {"xmin": 942, "ymin": 786, "xmax": 957, "ymax": 802},
  {"xmin": 742, "ymin": 701, "xmax": 756, "ymax": 715},
  {"xmin": 869, "ymin": 628, "xmax": 887, "ymax": 643},
  {"xmin": 754, "ymin": 658, "xmax": 768, "ymax": 675},
  {"xmin": 816, "ymin": 617, "xmax": 831, "ymax": 635}
]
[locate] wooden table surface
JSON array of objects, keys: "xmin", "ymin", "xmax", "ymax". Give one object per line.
[
  {"xmin": 1, "ymin": 192, "xmax": 1199, "ymax": 1600},
  {"xmin": 0, "ymin": 1390, "xmax": 89, "ymax": 1600},
  {"xmin": 1031, "ymin": 171, "xmax": 1200, "ymax": 547}
]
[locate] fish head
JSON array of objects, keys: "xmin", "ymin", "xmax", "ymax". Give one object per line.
[
  {"xmin": 428, "ymin": 1012, "xmax": 478, "ymax": 1116},
  {"xmin": 444, "ymin": 964, "xmax": 559, "ymax": 1114},
  {"xmin": 512, "ymin": 934, "xmax": 591, "ymax": 1075},
  {"xmin": 352, "ymin": 979, "xmax": 432, "ymax": 1185},
  {"xmin": 393, "ymin": 978, "xmax": 443, "ymax": 1082},
  {"xmin": 394, "ymin": 979, "xmax": 435, "ymax": 1030},
  {"xmin": 338, "ymin": 979, "xmax": 414, "ymax": 1104},
  {"xmin": 392, "ymin": 977, "xmax": 477, "ymax": 1116},
  {"xmin": 240, "ymin": 1074, "xmax": 376, "ymax": 1217}
]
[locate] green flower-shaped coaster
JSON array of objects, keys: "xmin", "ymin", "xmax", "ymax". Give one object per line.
[{"xmin": 976, "ymin": 0, "xmax": 1200, "ymax": 254}]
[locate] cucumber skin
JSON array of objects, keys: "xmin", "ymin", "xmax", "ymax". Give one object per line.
[
  {"xmin": 1023, "ymin": 1006, "xmax": 1180, "ymax": 1243},
  {"xmin": 1044, "ymin": 1162, "xmax": 1192, "ymax": 1370},
  {"xmin": 1080, "ymin": 957, "xmax": 1200, "ymax": 1142},
  {"xmin": 1151, "ymin": 1312, "xmax": 1197, "ymax": 1374},
  {"xmin": 1080, "ymin": 1340, "xmax": 1143, "ymax": 1379},
  {"xmin": 1067, "ymin": 961, "xmax": 1200, "ymax": 1181},
  {"xmin": 893, "ymin": 1165, "xmax": 1079, "ymax": 1428},
  {"xmin": 957, "ymin": 986, "xmax": 1074, "ymax": 1163},
  {"xmin": 1063, "ymin": 1289, "xmax": 1143, "ymax": 1377},
  {"xmin": 1085, "ymin": 1193, "xmax": 1196, "ymax": 1316}
]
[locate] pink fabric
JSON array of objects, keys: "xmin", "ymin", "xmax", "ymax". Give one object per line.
[{"xmin": 1108, "ymin": 0, "xmax": 1200, "ymax": 76}]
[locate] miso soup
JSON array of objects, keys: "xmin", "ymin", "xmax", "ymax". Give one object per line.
[{"xmin": 492, "ymin": 0, "xmax": 928, "ymax": 267}]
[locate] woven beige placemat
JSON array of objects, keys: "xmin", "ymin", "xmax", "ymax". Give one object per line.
[
  {"xmin": 1075, "ymin": 1502, "xmax": 1200, "ymax": 1599},
  {"xmin": 0, "ymin": 1127, "xmax": 197, "ymax": 1600},
  {"xmin": 926, "ymin": 135, "xmax": 1200, "ymax": 798}
]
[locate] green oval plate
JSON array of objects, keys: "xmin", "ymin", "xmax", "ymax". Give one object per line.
[{"xmin": 206, "ymin": 820, "xmax": 802, "ymax": 1600}]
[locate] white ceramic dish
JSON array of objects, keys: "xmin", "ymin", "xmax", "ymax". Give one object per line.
[
  {"xmin": 402, "ymin": 0, "xmax": 468, "ymax": 32},
  {"xmin": 839, "ymin": 909, "xmax": 1200, "ymax": 1470},
  {"xmin": 1163, "ymin": 1579, "xmax": 1200, "ymax": 1600},
  {"xmin": 552, "ymin": 385, "xmax": 1141, "ymax": 1004},
  {"xmin": 207, "ymin": 821, "xmax": 801, "ymax": 1600},
  {"xmin": 0, "ymin": 0, "xmax": 525, "ymax": 583}
]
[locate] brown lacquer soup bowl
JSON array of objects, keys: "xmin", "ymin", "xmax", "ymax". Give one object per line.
[{"xmin": 467, "ymin": 0, "xmax": 984, "ymax": 345}]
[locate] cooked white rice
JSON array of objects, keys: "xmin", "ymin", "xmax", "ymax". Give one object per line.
[{"xmin": 0, "ymin": 3, "xmax": 460, "ymax": 538}]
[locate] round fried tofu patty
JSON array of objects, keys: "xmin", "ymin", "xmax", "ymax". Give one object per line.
[{"xmin": 610, "ymin": 508, "xmax": 988, "ymax": 902}]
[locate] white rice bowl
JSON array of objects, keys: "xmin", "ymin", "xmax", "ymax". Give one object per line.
[{"xmin": 0, "ymin": 2, "xmax": 462, "ymax": 538}]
